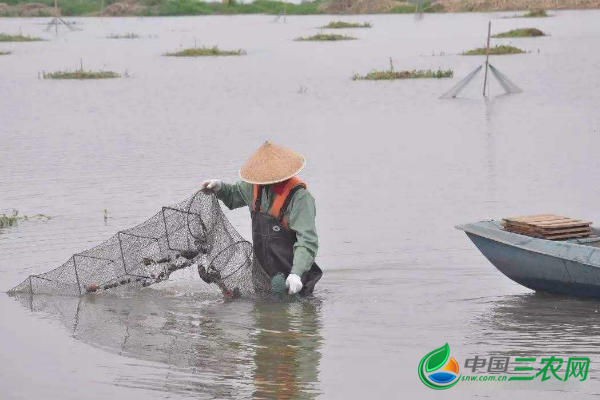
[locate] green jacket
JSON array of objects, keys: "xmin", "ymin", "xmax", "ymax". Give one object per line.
[{"xmin": 216, "ymin": 180, "xmax": 318, "ymax": 277}]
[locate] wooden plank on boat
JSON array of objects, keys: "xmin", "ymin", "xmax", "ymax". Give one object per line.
[
  {"xmin": 503, "ymin": 226, "xmax": 592, "ymax": 235},
  {"xmin": 538, "ymin": 227, "xmax": 592, "ymax": 235},
  {"xmin": 511, "ymin": 231, "xmax": 592, "ymax": 240},
  {"xmin": 503, "ymin": 226, "xmax": 592, "ymax": 236},
  {"xmin": 503, "ymin": 220, "xmax": 591, "ymax": 229},
  {"xmin": 502, "ymin": 213, "xmax": 594, "ymax": 240},
  {"xmin": 503, "ymin": 214, "xmax": 563, "ymax": 223},
  {"xmin": 534, "ymin": 220, "xmax": 591, "ymax": 227},
  {"xmin": 545, "ymin": 232, "xmax": 594, "ymax": 240}
]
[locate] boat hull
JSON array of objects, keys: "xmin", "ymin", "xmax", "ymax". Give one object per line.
[{"xmin": 460, "ymin": 222, "xmax": 600, "ymax": 298}]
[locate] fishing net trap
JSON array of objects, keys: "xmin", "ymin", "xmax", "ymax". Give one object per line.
[
  {"xmin": 439, "ymin": 63, "xmax": 522, "ymax": 99},
  {"xmin": 8, "ymin": 190, "xmax": 272, "ymax": 298}
]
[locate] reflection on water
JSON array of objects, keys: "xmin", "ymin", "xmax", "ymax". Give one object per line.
[
  {"xmin": 475, "ymin": 293, "xmax": 600, "ymax": 359},
  {"xmin": 252, "ymin": 301, "xmax": 321, "ymax": 400},
  {"xmin": 9, "ymin": 291, "xmax": 322, "ymax": 399}
]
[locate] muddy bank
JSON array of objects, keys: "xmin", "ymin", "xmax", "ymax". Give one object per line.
[
  {"xmin": 320, "ymin": 0, "xmax": 600, "ymax": 13},
  {"xmin": 101, "ymin": 0, "xmax": 148, "ymax": 16},
  {"xmin": 318, "ymin": 0, "xmax": 408, "ymax": 14},
  {"xmin": 430, "ymin": 0, "xmax": 600, "ymax": 12},
  {"xmin": 0, "ymin": 3, "xmax": 57, "ymax": 17}
]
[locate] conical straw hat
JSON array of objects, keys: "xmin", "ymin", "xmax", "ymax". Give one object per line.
[{"xmin": 239, "ymin": 141, "xmax": 306, "ymax": 185}]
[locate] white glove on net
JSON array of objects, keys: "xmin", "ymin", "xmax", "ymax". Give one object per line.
[
  {"xmin": 286, "ymin": 274, "xmax": 303, "ymax": 295},
  {"xmin": 201, "ymin": 179, "xmax": 222, "ymax": 192}
]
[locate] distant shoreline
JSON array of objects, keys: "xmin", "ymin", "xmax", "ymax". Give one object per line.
[{"xmin": 1, "ymin": 0, "xmax": 600, "ymax": 18}]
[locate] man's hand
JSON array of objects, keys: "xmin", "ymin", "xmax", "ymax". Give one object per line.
[
  {"xmin": 201, "ymin": 179, "xmax": 222, "ymax": 192},
  {"xmin": 286, "ymin": 274, "xmax": 303, "ymax": 295}
]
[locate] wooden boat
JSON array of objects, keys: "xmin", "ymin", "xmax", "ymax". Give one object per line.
[{"xmin": 456, "ymin": 220, "xmax": 600, "ymax": 298}]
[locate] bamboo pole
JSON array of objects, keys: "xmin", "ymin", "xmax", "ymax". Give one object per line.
[
  {"xmin": 482, "ymin": 21, "xmax": 491, "ymax": 97},
  {"xmin": 54, "ymin": 0, "xmax": 59, "ymax": 34}
]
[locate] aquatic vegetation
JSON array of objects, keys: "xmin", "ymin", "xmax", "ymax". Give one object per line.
[
  {"xmin": 0, "ymin": 33, "xmax": 45, "ymax": 42},
  {"xmin": 0, "ymin": 51, "xmax": 11, "ymax": 55},
  {"xmin": 107, "ymin": 33, "xmax": 140, "ymax": 39},
  {"xmin": 463, "ymin": 45, "xmax": 525, "ymax": 55},
  {"xmin": 353, "ymin": 68, "xmax": 453, "ymax": 81},
  {"xmin": 150, "ymin": 0, "xmax": 324, "ymax": 16},
  {"xmin": 164, "ymin": 46, "xmax": 246, "ymax": 57},
  {"xmin": 321, "ymin": 21, "xmax": 372, "ymax": 29},
  {"xmin": 523, "ymin": 9, "xmax": 549, "ymax": 17},
  {"xmin": 493, "ymin": 28, "xmax": 546, "ymax": 38},
  {"xmin": 42, "ymin": 69, "xmax": 121, "ymax": 79},
  {"xmin": 0, "ymin": 211, "xmax": 19, "ymax": 229},
  {"xmin": 22, "ymin": 214, "xmax": 51, "ymax": 222},
  {"xmin": 295, "ymin": 33, "xmax": 357, "ymax": 42},
  {"xmin": 0, "ymin": 210, "xmax": 51, "ymax": 229}
]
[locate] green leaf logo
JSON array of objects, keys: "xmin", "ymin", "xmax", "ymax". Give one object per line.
[
  {"xmin": 426, "ymin": 343, "xmax": 450, "ymax": 372},
  {"xmin": 418, "ymin": 343, "xmax": 460, "ymax": 390}
]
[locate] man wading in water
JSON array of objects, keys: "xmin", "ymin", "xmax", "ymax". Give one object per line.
[{"xmin": 202, "ymin": 141, "xmax": 322, "ymax": 296}]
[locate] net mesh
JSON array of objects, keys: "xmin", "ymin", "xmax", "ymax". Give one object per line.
[
  {"xmin": 439, "ymin": 65, "xmax": 482, "ymax": 99},
  {"xmin": 440, "ymin": 64, "xmax": 522, "ymax": 99},
  {"xmin": 489, "ymin": 64, "xmax": 523, "ymax": 95},
  {"xmin": 8, "ymin": 190, "xmax": 272, "ymax": 298}
]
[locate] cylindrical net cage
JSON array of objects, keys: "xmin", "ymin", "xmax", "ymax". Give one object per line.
[{"xmin": 8, "ymin": 190, "xmax": 271, "ymax": 298}]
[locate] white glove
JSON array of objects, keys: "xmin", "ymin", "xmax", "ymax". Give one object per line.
[
  {"xmin": 286, "ymin": 274, "xmax": 303, "ymax": 295},
  {"xmin": 201, "ymin": 179, "xmax": 222, "ymax": 192}
]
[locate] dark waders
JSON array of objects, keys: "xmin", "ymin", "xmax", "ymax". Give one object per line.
[{"xmin": 252, "ymin": 185, "xmax": 322, "ymax": 296}]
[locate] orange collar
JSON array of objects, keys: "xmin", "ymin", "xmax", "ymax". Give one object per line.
[{"xmin": 270, "ymin": 180, "xmax": 289, "ymax": 196}]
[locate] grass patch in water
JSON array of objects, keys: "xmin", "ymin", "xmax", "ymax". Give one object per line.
[
  {"xmin": 523, "ymin": 9, "xmax": 549, "ymax": 17},
  {"xmin": 0, "ymin": 210, "xmax": 50, "ymax": 229},
  {"xmin": 321, "ymin": 21, "xmax": 372, "ymax": 29},
  {"xmin": 0, "ymin": 33, "xmax": 45, "ymax": 42},
  {"xmin": 164, "ymin": 46, "xmax": 246, "ymax": 57},
  {"xmin": 493, "ymin": 28, "xmax": 545, "ymax": 38},
  {"xmin": 0, "ymin": 50, "xmax": 11, "ymax": 55},
  {"xmin": 107, "ymin": 33, "xmax": 140, "ymax": 39},
  {"xmin": 42, "ymin": 69, "xmax": 121, "ymax": 79},
  {"xmin": 295, "ymin": 33, "xmax": 357, "ymax": 41},
  {"xmin": 352, "ymin": 68, "xmax": 453, "ymax": 81},
  {"xmin": 0, "ymin": 211, "xmax": 19, "ymax": 229},
  {"xmin": 463, "ymin": 44, "xmax": 525, "ymax": 55}
]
